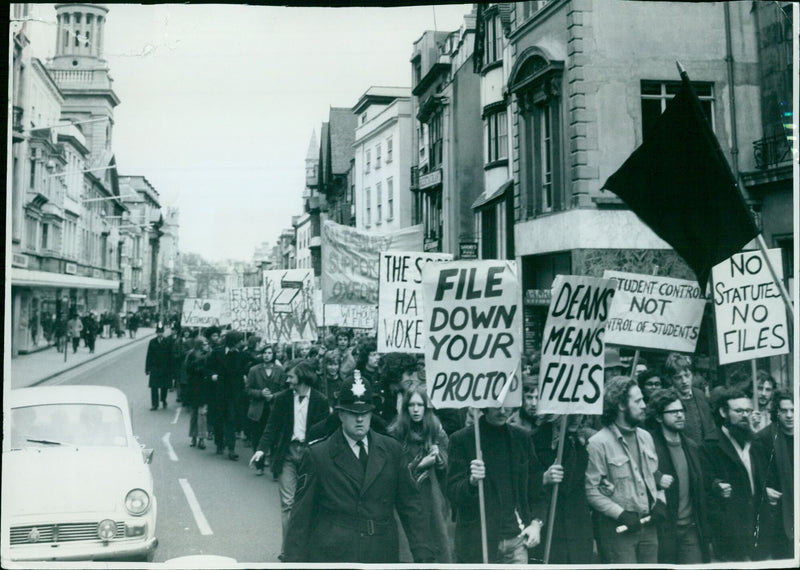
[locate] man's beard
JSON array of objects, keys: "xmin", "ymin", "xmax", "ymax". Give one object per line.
[
  {"xmin": 726, "ymin": 420, "xmax": 752, "ymax": 444},
  {"xmin": 624, "ymin": 407, "xmax": 643, "ymax": 427}
]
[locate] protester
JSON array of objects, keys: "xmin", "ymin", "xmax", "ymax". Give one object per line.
[
  {"xmin": 637, "ymin": 369, "xmax": 663, "ymax": 403},
  {"xmin": 354, "ymin": 338, "xmax": 380, "ymax": 385},
  {"xmin": 388, "ymin": 382, "xmax": 452, "ymax": 563},
  {"xmin": 175, "ymin": 328, "xmax": 195, "ymax": 402},
  {"xmin": 375, "ymin": 352, "xmax": 417, "ymax": 425},
  {"xmin": 206, "ymin": 330, "xmax": 248, "ymax": 460},
  {"xmin": 334, "ymin": 329, "xmax": 356, "ymax": 383},
  {"xmin": 604, "ymin": 347, "xmax": 625, "ymax": 380},
  {"xmin": 283, "ymin": 375, "xmax": 434, "ymax": 563},
  {"xmin": 250, "ymin": 360, "xmax": 329, "ymax": 560},
  {"xmin": 245, "ymin": 343, "xmax": 286, "ymax": 475},
  {"xmin": 646, "ymin": 388, "xmax": 710, "ymax": 563},
  {"xmin": 185, "ymin": 336, "xmax": 212, "ymax": 449},
  {"xmin": 320, "ymin": 350, "xmax": 341, "ymax": 402},
  {"xmin": 448, "ymin": 404, "xmax": 547, "ymax": 564},
  {"xmin": 145, "ymin": 325, "xmax": 177, "ymax": 411},
  {"xmin": 743, "ymin": 370, "xmax": 777, "ymax": 433},
  {"xmin": 585, "ymin": 375, "xmax": 666, "ymax": 564},
  {"xmin": 751, "ymin": 388, "xmax": 794, "ymax": 560},
  {"xmin": 700, "ymin": 386, "xmax": 767, "ymax": 562},
  {"xmin": 663, "ymin": 353, "xmax": 719, "ymax": 444},
  {"xmin": 508, "ymin": 373, "xmax": 540, "ymax": 433}
]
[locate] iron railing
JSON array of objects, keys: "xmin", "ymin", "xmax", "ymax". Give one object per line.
[{"xmin": 753, "ymin": 134, "xmax": 792, "ymax": 170}]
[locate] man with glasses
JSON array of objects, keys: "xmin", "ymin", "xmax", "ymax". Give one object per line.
[
  {"xmin": 646, "ymin": 388, "xmax": 710, "ymax": 563},
  {"xmin": 664, "ymin": 353, "xmax": 719, "ymax": 444},
  {"xmin": 700, "ymin": 387, "xmax": 768, "ymax": 561}
]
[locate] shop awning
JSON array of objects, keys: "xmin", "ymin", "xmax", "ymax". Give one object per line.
[
  {"xmin": 11, "ymin": 268, "xmax": 119, "ymax": 290},
  {"xmin": 472, "ymin": 179, "xmax": 513, "ymax": 210}
]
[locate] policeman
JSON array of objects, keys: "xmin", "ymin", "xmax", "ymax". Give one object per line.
[{"xmin": 283, "ymin": 374, "xmax": 434, "ymax": 563}]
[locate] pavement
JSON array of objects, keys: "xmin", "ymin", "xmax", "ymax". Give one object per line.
[{"xmin": 8, "ymin": 327, "xmax": 156, "ymax": 389}]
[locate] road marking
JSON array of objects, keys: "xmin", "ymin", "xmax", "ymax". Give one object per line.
[
  {"xmin": 162, "ymin": 432, "xmax": 178, "ymax": 461},
  {"xmin": 179, "ymin": 478, "xmax": 213, "ymax": 535},
  {"xmin": 172, "ymin": 406, "xmax": 182, "ymax": 424}
]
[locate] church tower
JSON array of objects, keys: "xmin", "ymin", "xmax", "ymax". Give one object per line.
[{"xmin": 47, "ymin": 3, "xmax": 120, "ymax": 163}]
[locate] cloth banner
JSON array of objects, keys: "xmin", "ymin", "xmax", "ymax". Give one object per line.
[
  {"xmin": 181, "ymin": 298, "xmax": 223, "ymax": 328},
  {"xmin": 321, "ymin": 220, "xmax": 423, "ymax": 305},
  {"xmin": 603, "ymin": 271, "xmax": 705, "ymax": 353},
  {"xmin": 229, "ymin": 287, "xmax": 265, "ymax": 333},
  {"xmin": 263, "ymin": 269, "xmax": 318, "ymax": 343},
  {"xmin": 324, "ymin": 304, "xmax": 377, "ymax": 330},
  {"xmin": 538, "ymin": 275, "xmax": 617, "ymax": 416},
  {"xmin": 422, "ymin": 260, "xmax": 522, "ymax": 409},
  {"xmin": 711, "ymin": 249, "xmax": 788, "ymax": 365},
  {"xmin": 378, "ymin": 251, "xmax": 453, "ymax": 353}
]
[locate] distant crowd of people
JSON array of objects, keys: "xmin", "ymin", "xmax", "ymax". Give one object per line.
[{"xmin": 143, "ymin": 325, "xmax": 794, "ymax": 565}]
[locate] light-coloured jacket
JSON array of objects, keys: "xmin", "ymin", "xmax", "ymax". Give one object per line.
[{"xmin": 585, "ymin": 423, "xmax": 665, "ymax": 520}]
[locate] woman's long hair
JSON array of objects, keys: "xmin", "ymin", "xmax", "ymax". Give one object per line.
[{"xmin": 389, "ymin": 382, "xmax": 442, "ymax": 450}]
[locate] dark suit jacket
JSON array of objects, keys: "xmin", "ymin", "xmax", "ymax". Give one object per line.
[
  {"xmin": 256, "ymin": 388, "xmax": 329, "ymax": 478},
  {"xmin": 145, "ymin": 337, "xmax": 176, "ymax": 388},
  {"xmin": 753, "ymin": 424, "xmax": 793, "ymax": 542},
  {"xmin": 245, "ymin": 362, "xmax": 286, "ymax": 421},
  {"xmin": 284, "ymin": 428, "xmax": 433, "ymax": 563},
  {"xmin": 700, "ymin": 429, "xmax": 767, "ymax": 561},
  {"xmin": 650, "ymin": 428, "xmax": 710, "ymax": 562},
  {"xmin": 447, "ymin": 417, "xmax": 545, "ymax": 563},
  {"xmin": 205, "ymin": 347, "xmax": 249, "ymax": 405}
]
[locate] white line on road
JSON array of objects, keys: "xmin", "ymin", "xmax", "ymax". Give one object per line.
[
  {"xmin": 172, "ymin": 406, "xmax": 182, "ymax": 424},
  {"xmin": 162, "ymin": 432, "xmax": 178, "ymax": 461},
  {"xmin": 179, "ymin": 478, "xmax": 213, "ymax": 535}
]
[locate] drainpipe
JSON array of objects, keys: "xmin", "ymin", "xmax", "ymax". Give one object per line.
[{"xmin": 723, "ymin": 2, "xmax": 742, "ymax": 185}]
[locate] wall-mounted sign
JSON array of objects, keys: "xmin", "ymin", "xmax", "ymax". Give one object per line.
[
  {"xmin": 419, "ymin": 169, "xmax": 442, "ymax": 189},
  {"xmin": 92, "ymin": 269, "xmax": 103, "ymax": 279},
  {"xmin": 524, "ymin": 289, "xmax": 552, "ymax": 306},
  {"xmin": 65, "ymin": 263, "xmax": 77, "ymax": 275},
  {"xmin": 12, "ymin": 254, "xmax": 28, "ymax": 268},
  {"xmin": 459, "ymin": 242, "xmax": 478, "ymax": 260}
]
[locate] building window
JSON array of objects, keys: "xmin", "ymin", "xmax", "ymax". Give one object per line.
[
  {"xmin": 485, "ymin": 109, "xmax": 508, "ymax": 163},
  {"xmin": 386, "ymin": 137, "xmax": 393, "ymax": 163},
  {"xmin": 41, "ymin": 223, "xmax": 49, "ymax": 250},
  {"xmin": 540, "ymin": 103, "xmax": 554, "ymax": 212},
  {"xmin": 481, "ymin": 208, "xmax": 498, "ymax": 259},
  {"xmin": 484, "ymin": 14, "xmax": 503, "ymax": 67},
  {"xmin": 365, "ymin": 150, "xmax": 371, "ymax": 173},
  {"xmin": 641, "ymin": 80, "xmax": 714, "ymax": 140},
  {"xmin": 376, "ymin": 143, "xmax": 382, "ymax": 169},
  {"xmin": 25, "ymin": 216, "xmax": 38, "ymax": 251},
  {"xmin": 29, "ymin": 158, "xmax": 36, "ymax": 189},
  {"xmin": 429, "ymin": 112, "xmax": 443, "ymax": 169},
  {"xmin": 376, "ymin": 181, "xmax": 382, "ymax": 223},
  {"xmin": 365, "ymin": 187, "xmax": 371, "ymax": 227},
  {"xmin": 387, "ymin": 178, "xmax": 394, "ymax": 221}
]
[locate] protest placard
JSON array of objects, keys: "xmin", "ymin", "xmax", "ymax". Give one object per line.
[
  {"xmin": 377, "ymin": 251, "xmax": 453, "ymax": 353},
  {"xmin": 538, "ymin": 275, "xmax": 617, "ymax": 415},
  {"xmin": 422, "ymin": 260, "xmax": 522, "ymax": 409},
  {"xmin": 323, "ymin": 304, "xmax": 377, "ymax": 330},
  {"xmin": 321, "ymin": 220, "xmax": 423, "ymax": 305},
  {"xmin": 229, "ymin": 287, "xmax": 265, "ymax": 333},
  {"xmin": 711, "ymin": 249, "xmax": 788, "ymax": 365},
  {"xmin": 603, "ymin": 271, "xmax": 705, "ymax": 353},
  {"xmin": 181, "ymin": 298, "xmax": 223, "ymax": 328},
  {"xmin": 264, "ymin": 269, "xmax": 318, "ymax": 343}
]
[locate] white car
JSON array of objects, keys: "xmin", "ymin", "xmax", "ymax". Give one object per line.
[{"xmin": 2, "ymin": 385, "xmax": 158, "ymax": 563}]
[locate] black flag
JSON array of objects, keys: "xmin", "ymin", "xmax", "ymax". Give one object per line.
[{"xmin": 602, "ymin": 71, "xmax": 759, "ymax": 287}]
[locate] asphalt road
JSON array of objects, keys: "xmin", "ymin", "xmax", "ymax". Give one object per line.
[{"xmin": 45, "ymin": 341, "xmax": 283, "ymax": 564}]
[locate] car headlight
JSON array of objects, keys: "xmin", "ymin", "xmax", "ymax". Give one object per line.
[
  {"xmin": 97, "ymin": 519, "xmax": 117, "ymax": 541},
  {"xmin": 125, "ymin": 489, "xmax": 151, "ymax": 516}
]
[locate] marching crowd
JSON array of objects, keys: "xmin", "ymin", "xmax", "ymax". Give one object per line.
[{"xmin": 144, "ymin": 325, "xmax": 795, "ymax": 565}]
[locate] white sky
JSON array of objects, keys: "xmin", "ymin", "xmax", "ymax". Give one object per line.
[{"xmin": 23, "ymin": 3, "xmax": 473, "ymax": 263}]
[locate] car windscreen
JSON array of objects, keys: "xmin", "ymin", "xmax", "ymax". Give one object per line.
[{"xmin": 8, "ymin": 403, "xmax": 129, "ymax": 449}]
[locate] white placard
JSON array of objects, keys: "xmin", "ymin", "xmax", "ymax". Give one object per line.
[{"xmin": 181, "ymin": 298, "xmax": 223, "ymax": 328}]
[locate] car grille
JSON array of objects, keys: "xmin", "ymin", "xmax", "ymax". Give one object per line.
[{"xmin": 10, "ymin": 522, "xmax": 126, "ymax": 545}]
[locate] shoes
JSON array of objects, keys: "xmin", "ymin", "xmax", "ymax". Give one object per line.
[
  {"xmin": 150, "ymin": 406, "xmax": 158, "ymax": 411},
  {"xmin": 198, "ymin": 440, "xmax": 206, "ymax": 450},
  {"xmin": 216, "ymin": 448, "xmax": 224, "ymax": 455},
  {"xmin": 256, "ymin": 468, "xmax": 264, "ymax": 476},
  {"xmin": 162, "ymin": 402, "xmax": 168, "ymax": 409},
  {"xmin": 190, "ymin": 438, "xmax": 197, "ymax": 447},
  {"xmin": 228, "ymin": 452, "xmax": 239, "ymax": 461}
]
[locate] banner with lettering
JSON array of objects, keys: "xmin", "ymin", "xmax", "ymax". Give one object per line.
[
  {"xmin": 603, "ymin": 271, "xmax": 705, "ymax": 353},
  {"xmin": 321, "ymin": 220, "xmax": 423, "ymax": 305},
  {"xmin": 181, "ymin": 298, "xmax": 223, "ymax": 328},
  {"xmin": 323, "ymin": 304, "xmax": 377, "ymax": 330},
  {"xmin": 711, "ymin": 249, "xmax": 788, "ymax": 365},
  {"xmin": 378, "ymin": 251, "xmax": 453, "ymax": 353},
  {"xmin": 538, "ymin": 275, "xmax": 617, "ymax": 416},
  {"xmin": 263, "ymin": 269, "xmax": 318, "ymax": 343},
  {"xmin": 229, "ymin": 287, "xmax": 265, "ymax": 333},
  {"xmin": 422, "ymin": 260, "xmax": 522, "ymax": 409}
]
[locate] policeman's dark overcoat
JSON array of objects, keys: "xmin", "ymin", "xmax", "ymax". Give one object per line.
[{"xmin": 283, "ymin": 427, "xmax": 433, "ymax": 563}]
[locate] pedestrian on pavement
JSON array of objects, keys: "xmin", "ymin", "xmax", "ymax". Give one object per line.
[
  {"xmin": 145, "ymin": 325, "xmax": 177, "ymax": 410},
  {"xmin": 245, "ymin": 343, "xmax": 286, "ymax": 475},
  {"xmin": 66, "ymin": 312, "xmax": 83, "ymax": 353},
  {"xmin": 447, "ymin": 403, "xmax": 547, "ymax": 564},
  {"xmin": 664, "ymin": 353, "xmax": 719, "ymax": 444},
  {"xmin": 128, "ymin": 312, "xmax": 139, "ymax": 338},
  {"xmin": 752, "ymin": 389, "xmax": 794, "ymax": 560},
  {"xmin": 206, "ymin": 330, "xmax": 248, "ymax": 460},
  {"xmin": 388, "ymin": 382, "xmax": 453, "ymax": 563},
  {"xmin": 250, "ymin": 360, "xmax": 329, "ymax": 559},
  {"xmin": 700, "ymin": 386, "xmax": 770, "ymax": 562},
  {"xmin": 585, "ymin": 375, "xmax": 666, "ymax": 564},
  {"xmin": 54, "ymin": 314, "xmax": 67, "ymax": 353},
  {"xmin": 646, "ymin": 388, "xmax": 710, "ymax": 564},
  {"xmin": 185, "ymin": 336, "xmax": 212, "ymax": 449},
  {"xmin": 83, "ymin": 312, "xmax": 98, "ymax": 353},
  {"xmin": 283, "ymin": 374, "xmax": 434, "ymax": 564}
]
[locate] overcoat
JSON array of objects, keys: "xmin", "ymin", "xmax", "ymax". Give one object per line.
[
  {"xmin": 256, "ymin": 388, "xmax": 329, "ymax": 479},
  {"xmin": 184, "ymin": 350, "xmax": 211, "ymax": 408},
  {"xmin": 283, "ymin": 428, "xmax": 433, "ymax": 563},
  {"xmin": 145, "ymin": 336, "xmax": 176, "ymax": 389},
  {"xmin": 245, "ymin": 362, "xmax": 286, "ymax": 421}
]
